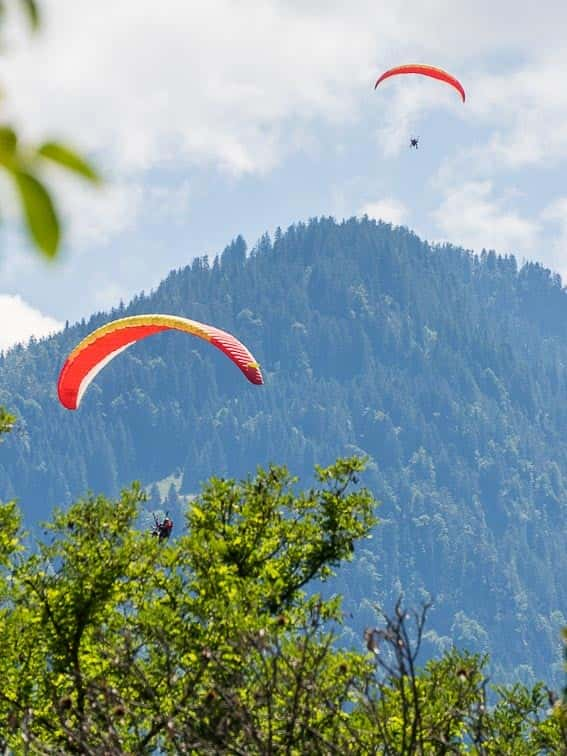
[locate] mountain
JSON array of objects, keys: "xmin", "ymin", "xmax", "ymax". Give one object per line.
[{"xmin": 0, "ymin": 216, "xmax": 565, "ymax": 686}]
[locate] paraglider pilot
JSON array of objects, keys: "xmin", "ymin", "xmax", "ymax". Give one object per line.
[
  {"xmin": 410, "ymin": 137, "xmax": 419, "ymax": 149},
  {"xmin": 152, "ymin": 512, "xmax": 174, "ymax": 541}
]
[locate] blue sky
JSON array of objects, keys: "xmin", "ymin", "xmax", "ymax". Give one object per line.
[{"xmin": 1, "ymin": 0, "xmax": 567, "ymax": 350}]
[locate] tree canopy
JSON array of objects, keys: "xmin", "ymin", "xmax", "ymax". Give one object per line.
[{"xmin": 0, "ymin": 456, "xmax": 564, "ymax": 753}]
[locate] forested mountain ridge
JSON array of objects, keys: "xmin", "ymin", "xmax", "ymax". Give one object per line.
[{"xmin": 0, "ymin": 216, "xmax": 565, "ymax": 686}]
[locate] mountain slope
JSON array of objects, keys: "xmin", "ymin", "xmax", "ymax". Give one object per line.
[{"xmin": 0, "ymin": 216, "xmax": 566, "ymax": 685}]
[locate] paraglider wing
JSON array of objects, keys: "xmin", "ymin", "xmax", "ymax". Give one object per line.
[
  {"xmin": 374, "ymin": 64, "xmax": 465, "ymax": 103},
  {"xmin": 57, "ymin": 314, "xmax": 263, "ymax": 410}
]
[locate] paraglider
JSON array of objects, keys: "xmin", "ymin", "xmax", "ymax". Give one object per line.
[
  {"xmin": 374, "ymin": 64, "xmax": 466, "ymax": 103},
  {"xmin": 57, "ymin": 313, "xmax": 264, "ymax": 410},
  {"xmin": 151, "ymin": 512, "xmax": 173, "ymax": 541}
]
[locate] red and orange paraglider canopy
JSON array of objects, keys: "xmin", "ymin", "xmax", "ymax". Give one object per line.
[
  {"xmin": 58, "ymin": 314, "xmax": 263, "ymax": 410},
  {"xmin": 375, "ymin": 64, "xmax": 466, "ymax": 103}
]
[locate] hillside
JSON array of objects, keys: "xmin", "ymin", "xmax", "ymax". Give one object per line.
[{"xmin": 0, "ymin": 216, "xmax": 566, "ymax": 686}]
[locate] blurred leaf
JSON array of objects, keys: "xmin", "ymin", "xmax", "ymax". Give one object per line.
[
  {"xmin": 13, "ymin": 170, "xmax": 60, "ymax": 258},
  {"xmin": 0, "ymin": 126, "xmax": 17, "ymax": 161},
  {"xmin": 19, "ymin": 0, "xmax": 39, "ymax": 30},
  {"xmin": 37, "ymin": 141, "xmax": 100, "ymax": 183}
]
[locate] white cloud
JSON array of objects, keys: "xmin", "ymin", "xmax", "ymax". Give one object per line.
[
  {"xmin": 90, "ymin": 281, "xmax": 131, "ymax": 312},
  {"xmin": 58, "ymin": 179, "xmax": 145, "ymax": 248},
  {"xmin": 0, "ymin": 173, "xmax": 193, "ymax": 273},
  {"xmin": 433, "ymin": 52, "xmax": 567, "ymax": 186},
  {"xmin": 1, "ymin": 0, "xmax": 562, "ymax": 179},
  {"xmin": 431, "ymin": 181, "xmax": 540, "ymax": 255},
  {"xmin": 2, "ymin": 0, "xmax": 377, "ymax": 177},
  {"xmin": 540, "ymin": 197, "xmax": 567, "ymax": 283},
  {"xmin": 0, "ymin": 295, "xmax": 63, "ymax": 351},
  {"xmin": 146, "ymin": 182, "xmax": 193, "ymax": 223},
  {"xmin": 541, "ymin": 197, "xmax": 567, "ymax": 225},
  {"xmin": 359, "ymin": 198, "xmax": 407, "ymax": 226}
]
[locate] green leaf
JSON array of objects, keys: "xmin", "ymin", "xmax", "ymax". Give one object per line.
[
  {"xmin": 37, "ymin": 141, "xmax": 100, "ymax": 183},
  {"xmin": 13, "ymin": 170, "xmax": 60, "ymax": 258},
  {"xmin": 19, "ymin": 0, "xmax": 40, "ymax": 30},
  {"xmin": 0, "ymin": 126, "xmax": 17, "ymax": 157},
  {"xmin": 0, "ymin": 406, "xmax": 16, "ymax": 439}
]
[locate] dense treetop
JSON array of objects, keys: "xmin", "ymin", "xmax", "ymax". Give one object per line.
[{"xmin": 0, "ymin": 459, "xmax": 564, "ymax": 752}]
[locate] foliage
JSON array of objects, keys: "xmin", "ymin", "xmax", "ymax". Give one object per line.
[
  {"xmin": 355, "ymin": 603, "xmax": 566, "ymax": 754},
  {"xmin": 0, "ymin": 405, "xmax": 15, "ymax": 439},
  {"xmin": 0, "ymin": 459, "xmax": 564, "ymax": 753},
  {"xmin": 0, "ymin": 457, "xmax": 372, "ymax": 751},
  {"xmin": 0, "ymin": 0, "xmax": 100, "ymax": 258}
]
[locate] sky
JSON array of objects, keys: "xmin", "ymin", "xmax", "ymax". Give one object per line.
[{"xmin": 1, "ymin": 0, "xmax": 567, "ymax": 350}]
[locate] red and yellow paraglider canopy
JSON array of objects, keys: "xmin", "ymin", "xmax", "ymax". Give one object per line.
[
  {"xmin": 58, "ymin": 314, "xmax": 264, "ymax": 410},
  {"xmin": 375, "ymin": 64, "xmax": 466, "ymax": 103}
]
